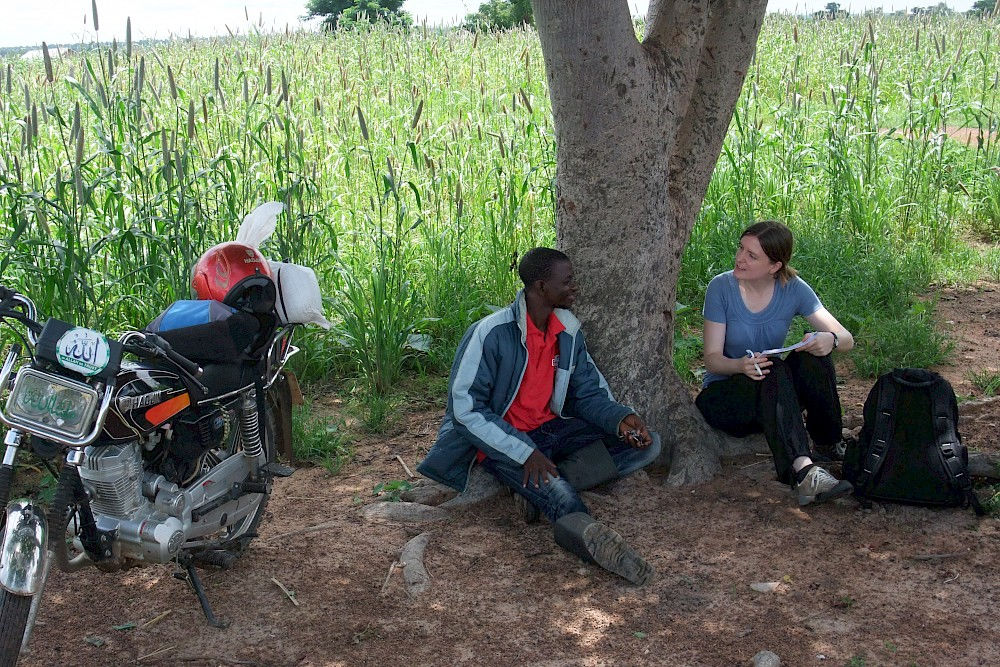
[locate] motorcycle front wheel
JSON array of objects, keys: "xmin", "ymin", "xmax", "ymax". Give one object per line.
[{"xmin": 0, "ymin": 589, "xmax": 32, "ymax": 667}]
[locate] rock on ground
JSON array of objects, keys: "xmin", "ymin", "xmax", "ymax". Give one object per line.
[{"xmin": 752, "ymin": 650, "xmax": 781, "ymax": 666}]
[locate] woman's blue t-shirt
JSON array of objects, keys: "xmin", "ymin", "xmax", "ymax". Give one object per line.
[{"xmin": 702, "ymin": 270, "xmax": 822, "ymax": 386}]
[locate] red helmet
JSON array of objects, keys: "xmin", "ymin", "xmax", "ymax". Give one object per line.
[{"xmin": 191, "ymin": 242, "xmax": 276, "ymax": 314}]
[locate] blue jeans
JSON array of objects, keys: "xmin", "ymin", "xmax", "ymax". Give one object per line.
[{"xmin": 480, "ymin": 417, "xmax": 661, "ymax": 523}]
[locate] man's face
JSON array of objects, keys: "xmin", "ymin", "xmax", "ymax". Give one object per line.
[{"xmin": 539, "ymin": 260, "xmax": 577, "ymax": 309}]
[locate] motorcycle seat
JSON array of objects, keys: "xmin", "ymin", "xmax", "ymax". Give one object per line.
[{"xmin": 147, "ymin": 301, "xmax": 261, "ymax": 364}]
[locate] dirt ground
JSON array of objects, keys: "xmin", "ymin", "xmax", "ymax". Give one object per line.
[{"xmin": 18, "ymin": 283, "xmax": 1000, "ymax": 667}]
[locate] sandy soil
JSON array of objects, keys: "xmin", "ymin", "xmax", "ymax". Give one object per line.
[
  {"xmin": 893, "ymin": 126, "xmax": 998, "ymax": 148},
  {"xmin": 17, "ymin": 283, "xmax": 1000, "ymax": 667}
]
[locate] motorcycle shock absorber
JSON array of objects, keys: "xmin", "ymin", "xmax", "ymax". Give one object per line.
[{"xmin": 240, "ymin": 392, "xmax": 263, "ymax": 461}]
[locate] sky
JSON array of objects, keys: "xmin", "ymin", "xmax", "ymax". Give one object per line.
[{"xmin": 0, "ymin": 0, "xmax": 978, "ymax": 49}]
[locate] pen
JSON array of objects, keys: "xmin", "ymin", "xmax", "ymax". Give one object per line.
[{"xmin": 746, "ymin": 349, "xmax": 762, "ymax": 376}]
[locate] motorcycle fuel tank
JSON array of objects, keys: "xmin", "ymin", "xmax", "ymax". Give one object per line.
[{"xmin": 102, "ymin": 361, "xmax": 190, "ymax": 440}]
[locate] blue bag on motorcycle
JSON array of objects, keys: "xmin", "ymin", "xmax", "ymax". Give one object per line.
[{"xmin": 146, "ymin": 300, "xmax": 260, "ymax": 364}]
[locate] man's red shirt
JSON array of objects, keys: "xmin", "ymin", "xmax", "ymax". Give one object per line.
[
  {"xmin": 476, "ymin": 311, "xmax": 564, "ymax": 463},
  {"xmin": 504, "ymin": 310, "xmax": 565, "ymax": 432}
]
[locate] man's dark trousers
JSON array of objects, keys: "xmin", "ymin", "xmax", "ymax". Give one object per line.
[{"xmin": 480, "ymin": 417, "xmax": 661, "ymax": 523}]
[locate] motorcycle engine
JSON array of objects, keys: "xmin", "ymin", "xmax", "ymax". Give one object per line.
[
  {"xmin": 77, "ymin": 441, "xmax": 188, "ymax": 563},
  {"xmin": 160, "ymin": 405, "xmax": 233, "ymax": 485}
]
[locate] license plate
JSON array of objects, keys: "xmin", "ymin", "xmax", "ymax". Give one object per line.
[{"xmin": 5, "ymin": 368, "xmax": 99, "ymax": 439}]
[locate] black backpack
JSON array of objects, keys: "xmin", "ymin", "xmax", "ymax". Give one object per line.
[{"xmin": 843, "ymin": 368, "xmax": 984, "ymax": 515}]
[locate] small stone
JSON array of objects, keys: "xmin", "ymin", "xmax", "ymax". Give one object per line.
[
  {"xmin": 750, "ymin": 582, "xmax": 780, "ymax": 593},
  {"xmin": 752, "ymin": 650, "xmax": 781, "ymax": 667},
  {"xmin": 362, "ymin": 502, "xmax": 449, "ymax": 524}
]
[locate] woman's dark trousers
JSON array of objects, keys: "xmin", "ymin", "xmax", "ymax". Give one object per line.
[{"xmin": 695, "ymin": 352, "xmax": 842, "ymax": 485}]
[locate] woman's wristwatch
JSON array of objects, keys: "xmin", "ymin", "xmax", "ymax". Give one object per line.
[{"xmin": 829, "ymin": 331, "xmax": 839, "ymax": 349}]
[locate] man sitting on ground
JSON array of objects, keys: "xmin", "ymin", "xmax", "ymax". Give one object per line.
[{"xmin": 417, "ymin": 247, "xmax": 661, "ymax": 585}]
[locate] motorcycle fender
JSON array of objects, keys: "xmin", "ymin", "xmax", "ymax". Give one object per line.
[{"xmin": 0, "ymin": 499, "xmax": 48, "ymax": 596}]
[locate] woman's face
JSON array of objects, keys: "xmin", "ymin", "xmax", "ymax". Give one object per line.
[{"xmin": 733, "ymin": 234, "xmax": 781, "ymax": 281}]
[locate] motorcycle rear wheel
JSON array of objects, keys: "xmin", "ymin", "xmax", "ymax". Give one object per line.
[{"xmin": 0, "ymin": 589, "xmax": 32, "ymax": 667}]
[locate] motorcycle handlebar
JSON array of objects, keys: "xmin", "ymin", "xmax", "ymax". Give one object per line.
[
  {"xmin": 122, "ymin": 333, "xmax": 208, "ymax": 396},
  {"xmin": 163, "ymin": 345, "xmax": 203, "ymax": 379},
  {"xmin": 0, "ymin": 287, "xmax": 40, "ymax": 345},
  {"xmin": 139, "ymin": 333, "xmax": 203, "ymax": 379}
]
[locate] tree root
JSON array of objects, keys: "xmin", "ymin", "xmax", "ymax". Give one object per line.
[{"xmin": 400, "ymin": 532, "xmax": 432, "ymax": 598}]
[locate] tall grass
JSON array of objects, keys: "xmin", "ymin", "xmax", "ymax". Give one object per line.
[
  {"xmin": 0, "ymin": 13, "xmax": 998, "ymax": 396},
  {"xmin": 681, "ymin": 14, "xmax": 1000, "ymax": 377}
]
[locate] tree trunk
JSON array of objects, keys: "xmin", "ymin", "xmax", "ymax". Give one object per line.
[{"xmin": 532, "ymin": 0, "xmax": 767, "ymax": 485}]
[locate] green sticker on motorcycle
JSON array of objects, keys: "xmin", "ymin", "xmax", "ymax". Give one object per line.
[{"xmin": 55, "ymin": 327, "xmax": 111, "ymax": 376}]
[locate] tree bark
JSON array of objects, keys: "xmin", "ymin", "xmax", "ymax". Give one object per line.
[{"xmin": 532, "ymin": 0, "xmax": 767, "ymax": 485}]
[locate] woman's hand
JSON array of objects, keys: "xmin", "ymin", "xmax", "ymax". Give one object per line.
[
  {"xmin": 798, "ymin": 331, "xmax": 836, "ymax": 357},
  {"xmin": 805, "ymin": 308, "xmax": 854, "ymax": 353},
  {"xmin": 741, "ymin": 353, "xmax": 771, "ymax": 380}
]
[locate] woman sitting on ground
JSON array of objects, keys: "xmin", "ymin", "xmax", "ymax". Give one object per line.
[{"xmin": 696, "ymin": 220, "xmax": 855, "ymax": 505}]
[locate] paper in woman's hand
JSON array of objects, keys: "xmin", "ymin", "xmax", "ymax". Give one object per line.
[{"xmin": 760, "ymin": 332, "xmax": 817, "ymax": 356}]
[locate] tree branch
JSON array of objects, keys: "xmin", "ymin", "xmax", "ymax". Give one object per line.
[
  {"xmin": 532, "ymin": 0, "xmax": 644, "ymax": 146},
  {"xmin": 642, "ymin": 0, "xmax": 710, "ymax": 160},
  {"xmin": 644, "ymin": 0, "xmax": 710, "ymax": 93},
  {"xmin": 667, "ymin": 0, "xmax": 767, "ymax": 228}
]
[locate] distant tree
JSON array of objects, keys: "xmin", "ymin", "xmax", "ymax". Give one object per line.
[
  {"xmin": 969, "ymin": 0, "xmax": 996, "ymax": 14},
  {"xmin": 911, "ymin": 3, "xmax": 952, "ymax": 15},
  {"xmin": 463, "ymin": 0, "xmax": 533, "ymax": 31},
  {"xmin": 814, "ymin": 2, "xmax": 848, "ymax": 19},
  {"xmin": 305, "ymin": 0, "xmax": 410, "ymax": 30}
]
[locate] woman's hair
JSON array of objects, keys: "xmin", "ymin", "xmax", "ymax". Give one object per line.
[{"xmin": 741, "ymin": 220, "xmax": 798, "ymax": 283}]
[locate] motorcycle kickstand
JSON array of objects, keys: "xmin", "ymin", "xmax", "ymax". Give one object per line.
[{"xmin": 174, "ymin": 557, "xmax": 230, "ymax": 629}]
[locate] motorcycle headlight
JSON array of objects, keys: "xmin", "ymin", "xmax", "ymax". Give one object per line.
[{"xmin": 6, "ymin": 368, "xmax": 99, "ymax": 439}]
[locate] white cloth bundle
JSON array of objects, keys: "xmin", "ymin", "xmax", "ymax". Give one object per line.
[{"xmin": 270, "ymin": 261, "xmax": 332, "ymax": 329}]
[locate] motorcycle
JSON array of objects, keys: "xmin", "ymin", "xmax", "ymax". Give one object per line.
[{"xmin": 0, "ymin": 246, "xmax": 299, "ymax": 664}]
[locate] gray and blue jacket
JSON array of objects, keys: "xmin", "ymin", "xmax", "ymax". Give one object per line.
[{"xmin": 417, "ymin": 290, "xmax": 634, "ymax": 492}]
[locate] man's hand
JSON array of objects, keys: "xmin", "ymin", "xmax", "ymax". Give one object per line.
[
  {"xmin": 522, "ymin": 449, "xmax": 558, "ymax": 488},
  {"xmin": 618, "ymin": 414, "xmax": 652, "ymax": 448}
]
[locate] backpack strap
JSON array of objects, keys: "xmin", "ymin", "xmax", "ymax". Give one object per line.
[
  {"xmin": 928, "ymin": 380, "xmax": 985, "ymax": 516},
  {"xmin": 855, "ymin": 376, "xmax": 897, "ymax": 494}
]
